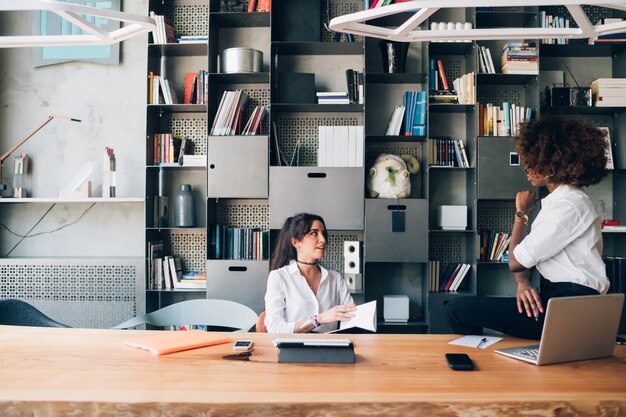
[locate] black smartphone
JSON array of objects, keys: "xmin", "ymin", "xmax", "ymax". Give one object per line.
[
  {"xmin": 616, "ymin": 336, "xmax": 626, "ymax": 345},
  {"xmin": 445, "ymin": 353, "xmax": 475, "ymax": 371}
]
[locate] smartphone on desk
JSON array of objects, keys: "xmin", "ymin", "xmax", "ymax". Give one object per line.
[
  {"xmin": 233, "ymin": 340, "xmax": 254, "ymax": 351},
  {"xmin": 445, "ymin": 353, "xmax": 475, "ymax": 371}
]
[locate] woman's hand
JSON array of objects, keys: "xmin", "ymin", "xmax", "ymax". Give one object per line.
[
  {"xmin": 317, "ymin": 304, "xmax": 356, "ymax": 324},
  {"xmin": 516, "ymin": 281, "xmax": 544, "ymax": 319},
  {"xmin": 515, "ymin": 190, "xmax": 536, "ymax": 214}
]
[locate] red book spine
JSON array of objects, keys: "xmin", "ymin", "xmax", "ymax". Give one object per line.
[{"xmin": 437, "ymin": 59, "xmax": 449, "ymax": 90}]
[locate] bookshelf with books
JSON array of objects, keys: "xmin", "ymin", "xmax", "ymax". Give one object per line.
[{"xmin": 145, "ymin": 0, "xmax": 210, "ymax": 314}]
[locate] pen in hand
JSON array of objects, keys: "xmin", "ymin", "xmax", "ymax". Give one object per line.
[{"xmin": 476, "ymin": 337, "xmax": 488, "ymax": 349}]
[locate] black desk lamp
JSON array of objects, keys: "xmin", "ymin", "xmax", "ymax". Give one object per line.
[{"xmin": 0, "ymin": 114, "xmax": 81, "ymax": 198}]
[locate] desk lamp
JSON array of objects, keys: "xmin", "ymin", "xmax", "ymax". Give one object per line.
[{"xmin": 0, "ymin": 114, "xmax": 81, "ymax": 198}]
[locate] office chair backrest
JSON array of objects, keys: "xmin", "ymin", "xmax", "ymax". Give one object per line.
[
  {"xmin": 113, "ymin": 299, "xmax": 258, "ymax": 332},
  {"xmin": 0, "ymin": 299, "xmax": 70, "ymax": 328}
]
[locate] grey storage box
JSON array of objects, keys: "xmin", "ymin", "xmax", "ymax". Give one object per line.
[{"xmin": 205, "ymin": 260, "xmax": 269, "ymax": 315}]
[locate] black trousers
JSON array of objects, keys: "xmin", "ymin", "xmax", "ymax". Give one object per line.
[{"xmin": 444, "ymin": 278, "xmax": 599, "ymax": 340}]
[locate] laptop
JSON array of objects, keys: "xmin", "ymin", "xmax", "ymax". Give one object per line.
[{"xmin": 494, "ymin": 293, "xmax": 624, "ymax": 365}]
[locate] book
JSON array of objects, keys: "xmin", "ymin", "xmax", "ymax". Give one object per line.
[
  {"xmin": 328, "ymin": 300, "xmax": 377, "ymax": 333},
  {"xmin": 436, "ymin": 59, "xmax": 449, "ymax": 90},
  {"xmin": 598, "ymin": 127, "xmax": 615, "ymax": 169},
  {"xmin": 124, "ymin": 330, "xmax": 231, "ymax": 356}
]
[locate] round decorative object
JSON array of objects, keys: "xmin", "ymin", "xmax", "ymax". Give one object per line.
[{"xmin": 174, "ymin": 184, "xmax": 196, "ymax": 227}]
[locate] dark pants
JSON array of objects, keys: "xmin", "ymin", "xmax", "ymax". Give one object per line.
[{"xmin": 444, "ymin": 278, "xmax": 599, "ymax": 340}]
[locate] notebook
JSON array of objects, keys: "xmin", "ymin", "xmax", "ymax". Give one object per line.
[
  {"xmin": 124, "ymin": 330, "xmax": 231, "ymax": 356},
  {"xmin": 494, "ymin": 293, "xmax": 624, "ymax": 365}
]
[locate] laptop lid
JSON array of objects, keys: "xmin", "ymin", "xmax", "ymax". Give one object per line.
[{"xmin": 536, "ymin": 293, "xmax": 624, "ymax": 365}]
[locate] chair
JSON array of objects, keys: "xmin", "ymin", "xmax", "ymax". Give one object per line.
[
  {"xmin": 0, "ymin": 299, "xmax": 70, "ymax": 327},
  {"xmin": 256, "ymin": 310, "xmax": 267, "ymax": 333},
  {"xmin": 113, "ymin": 299, "xmax": 258, "ymax": 332}
]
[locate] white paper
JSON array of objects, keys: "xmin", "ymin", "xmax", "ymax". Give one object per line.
[
  {"xmin": 449, "ymin": 335, "xmax": 502, "ymax": 349},
  {"xmin": 327, "ymin": 300, "xmax": 377, "ymax": 333}
]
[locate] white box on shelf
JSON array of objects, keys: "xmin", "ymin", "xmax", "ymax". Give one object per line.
[
  {"xmin": 437, "ymin": 205, "xmax": 467, "ymax": 230},
  {"xmin": 383, "ymin": 295, "xmax": 409, "ymax": 323},
  {"xmin": 345, "ymin": 273, "xmax": 362, "ymax": 291}
]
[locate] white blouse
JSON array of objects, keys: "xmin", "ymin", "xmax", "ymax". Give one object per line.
[
  {"xmin": 264, "ymin": 260, "xmax": 354, "ymax": 333},
  {"xmin": 514, "ymin": 184, "xmax": 609, "ymax": 294}
]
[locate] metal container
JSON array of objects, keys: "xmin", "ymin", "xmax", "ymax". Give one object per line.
[{"xmin": 220, "ymin": 48, "xmax": 263, "ymax": 73}]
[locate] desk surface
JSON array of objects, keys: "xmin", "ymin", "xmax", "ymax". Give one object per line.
[{"xmin": 1, "ymin": 326, "xmax": 625, "ymax": 417}]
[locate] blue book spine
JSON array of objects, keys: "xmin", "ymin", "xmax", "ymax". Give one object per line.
[
  {"xmin": 502, "ymin": 102, "xmax": 511, "ymax": 136},
  {"xmin": 429, "ymin": 59, "xmax": 436, "ymax": 91}
]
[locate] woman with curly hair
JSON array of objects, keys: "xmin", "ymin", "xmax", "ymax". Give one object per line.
[{"xmin": 445, "ymin": 116, "xmax": 610, "ymax": 339}]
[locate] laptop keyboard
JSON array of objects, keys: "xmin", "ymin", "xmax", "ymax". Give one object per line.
[{"xmin": 515, "ymin": 348, "xmax": 539, "ymax": 360}]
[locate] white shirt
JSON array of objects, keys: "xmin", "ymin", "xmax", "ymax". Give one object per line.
[
  {"xmin": 264, "ymin": 260, "xmax": 354, "ymax": 333},
  {"xmin": 514, "ymin": 184, "xmax": 609, "ymax": 294}
]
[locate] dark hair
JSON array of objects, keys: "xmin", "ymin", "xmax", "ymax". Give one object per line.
[
  {"xmin": 270, "ymin": 213, "xmax": 326, "ymax": 270},
  {"xmin": 516, "ymin": 116, "xmax": 608, "ymax": 187}
]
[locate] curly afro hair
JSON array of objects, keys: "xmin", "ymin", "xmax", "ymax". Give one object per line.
[{"xmin": 516, "ymin": 116, "xmax": 608, "ymax": 187}]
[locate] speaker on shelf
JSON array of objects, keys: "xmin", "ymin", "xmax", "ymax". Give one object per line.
[
  {"xmin": 345, "ymin": 273, "xmax": 362, "ymax": 291},
  {"xmin": 343, "ymin": 241, "xmax": 361, "ymax": 274}
]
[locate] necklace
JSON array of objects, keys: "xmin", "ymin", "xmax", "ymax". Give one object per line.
[{"xmin": 296, "ymin": 259, "xmax": 318, "ymax": 265}]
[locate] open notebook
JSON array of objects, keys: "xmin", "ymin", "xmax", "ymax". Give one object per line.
[
  {"xmin": 494, "ymin": 294, "xmax": 624, "ymax": 365},
  {"xmin": 124, "ymin": 330, "xmax": 231, "ymax": 355}
]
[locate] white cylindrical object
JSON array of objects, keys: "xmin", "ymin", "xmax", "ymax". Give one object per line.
[
  {"xmin": 438, "ymin": 22, "xmax": 447, "ymax": 30},
  {"xmin": 447, "ymin": 22, "xmax": 455, "ymax": 30},
  {"xmin": 431, "ymin": 22, "xmax": 438, "ymax": 30}
]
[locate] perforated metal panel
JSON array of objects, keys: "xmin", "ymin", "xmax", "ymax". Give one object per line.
[
  {"xmin": 477, "ymin": 85, "xmax": 524, "ymax": 106},
  {"xmin": 323, "ymin": 0, "xmax": 364, "ymax": 43},
  {"xmin": 216, "ymin": 200, "xmax": 270, "ymax": 229},
  {"xmin": 0, "ymin": 258, "xmax": 144, "ymax": 329},
  {"xmin": 439, "ymin": 57, "xmax": 465, "ymax": 84},
  {"xmin": 168, "ymin": 113, "xmax": 208, "ymax": 156},
  {"xmin": 541, "ymin": 5, "xmax": 613, "ymax": 29},
  {"xmin": 168, "ymin": 230, "xmax": 207, "ymax": 272},
  {"xmin": 477, "ymin": 201, "xmax": 514, "ymax": 232},
  {"xmin": 168, "ymin": 2, "xmax": 209, "ymax": 37},
  {"xmin": 275, "ymin": 113, "xmax": 363, "ymax": 166},
  {"xmin": 429, "ymin": 233, "xmax": 464, "ymax": 264},
  {"xmin": 321, "ymin": 232, "xmax": 363, "ymax": 274}
]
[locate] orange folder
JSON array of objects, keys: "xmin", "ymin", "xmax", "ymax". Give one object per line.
[{"xmin": 124, "ymin": 330, "xmax": 232, "ymax": 356}]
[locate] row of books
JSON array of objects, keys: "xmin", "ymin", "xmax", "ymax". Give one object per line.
[
  {"xmin": 501, "ymin": 42, "xmax": 538, "ymax": 75},
  {"xmin": 604, "ymin": 256, "xmax": 626, "ymax": 294},
  {"xmin": 208, "ymin": 225, "xmax": 269, "ymax": 261},
  {"xmin": 479, "ymin": 102, "xmax": 536, "ymax": 137},
  {"xmin": 429, "ymin": 59, "xmax": 451, "ymax": 91},
  {"xmin": 428, "ymin": 60, "xmax": 475, "ymax": 105},
  {"xmin": 592, "ymin": 78, "xmax": 626, "ymax": 107},
  {"xmin": 152, "ymin": 133, "xmax": 192, "ymax": 165},
  {"xmin": 154, "ymin": 256, "xmax": 207, "ymax": 290},
  {"xmin": 148, "ymin": 73, "xmax": 178, "ymax": 105},
  {"xmin": 428, "ymin": 261, "xmax": 472, "ymax": 292},
  {"xmin": 539, "ymin": 12, "xmax": 570, "ymax": 45},
  {"xmin": 345, "ymin": 69, "xmax": 364, "ymax": 104},
  {"xmin": 210, "ymin": 90, "xmax": 249, "ymax": 135},
  {"xmin": 318, "ymin": 125, "xmax": 365, "ymax": 167},
  {"xmin": 399, "ymin": 91, "xmax": 427, "ymax": 136},
  {"xmin": 428, "ymin": 138, "xmax": 470, "ymax": 168},
  {"xmin": 368, "ymin": 0, "xmax": 411, "ymax": 8},
  {"xmin": 149, "ymin": 12, "xmax": 176, "ymax": 44},
  {"xmin": 184, "ymin": 71, "xmax": 209, "ymax": 105},
  {"xmin": 477, "ymin": 46, "xmax": 496, "ymax": 74},
  {"xmin": 479, "ymin": 230, "xmax": 511, "ymax": 263}
]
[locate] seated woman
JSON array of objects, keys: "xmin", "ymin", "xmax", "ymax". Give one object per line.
[
  {"xmin": 264, "ymin": 213, "xmax": 356, "ymax": 333},
  {"xmin": 445, "ymin": 116, "xmax": 610, "ymax": 340}
]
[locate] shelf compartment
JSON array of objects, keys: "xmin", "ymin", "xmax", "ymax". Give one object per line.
[
  {"xmin": 208, "ymin": 72, "xmax": 269, "ymax": 84},
  {"xmin": 477, "ymin": 73, "xmax": 537, "ymax": 85},
  {"xmin": 209, "ymin": 11, "xmax": 270, "ymax": 28},
  {"xmin": 429, "ymin": 42, "xmax": 474, "ymax": 56},
  {"xmin": 207, "ymin": 136, "xmax": 268, "ymax": 198},
  {"xmin": 539, "ymin": 43, "xmax": 626, "ymax": 58},
  {"xmin": 148, "ymin": 42, "xmax": 207, "ymax": 57},
  {"xmin": 205, "ymin": 260, "xmax": 269, "ymax": 314},
  {"xmin": 364, "ymin": 199, "xmax": 428, "ymax": 263},
  {"xmin": 269, "ymin": 167, "xmax": 364, "ymax": 230},
  {"xmin": 429, "ymin": 103, "xmax": 475, "ymax": 113},
  {"xmin": 272, "ymin": 41, "xmax": 364, "ymax": 55},
  {"xmin": 271, "ymin": 103, "xmax": 363, "ymax": 113},
  {"xmin": 365, "ymin": 73, "xmax": 427, "ymax": 84},
  {"xmin": 475, "ymin": 11, "xmax": 536, "ymax": 29}
]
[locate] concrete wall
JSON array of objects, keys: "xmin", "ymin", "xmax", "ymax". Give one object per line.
[{"xmin": 0, "ymin": 2, "xmax": 147, "ymax": 257}]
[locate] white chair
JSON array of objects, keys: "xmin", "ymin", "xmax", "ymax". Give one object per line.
[{"xmin": 112, "ymin": 299, "xmax": 258, "ymax": 332}]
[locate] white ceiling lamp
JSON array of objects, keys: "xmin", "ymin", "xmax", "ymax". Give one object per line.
[
  {"xmin": 0, "ymin": 0, "xmax": 156, "ymax": 48},
  {"xmin": 329, "ymin": 0, "xmax": 626, "ymax": 43}
]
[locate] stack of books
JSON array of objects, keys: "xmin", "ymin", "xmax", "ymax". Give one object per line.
[
  {"xmin": 592, "ymin": 78, "xmax": 626, "ymax": 107},
  {"xmin": 317, "ymin": 92, "xmax": 350, "ymax": 104},
  {"xmin": 210, "ymin": 90, "xmax": 250, "ymax": 135},
  {"xmin": 501, "ymin": 42, "xmax": 538, "ymax": 75},
  {"xmin": 595, "ymin": 18, "xmax": 626, "ymax": 43}
]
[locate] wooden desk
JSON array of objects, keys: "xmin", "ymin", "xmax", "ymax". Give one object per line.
[{"xmin": 1, "ymin": 326, "xmax": 625, "ymax": 416}]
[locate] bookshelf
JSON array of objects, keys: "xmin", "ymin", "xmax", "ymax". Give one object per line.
[{"xmin": 143, "ymin": 1, "xmax": 626, "ymax": 333}]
